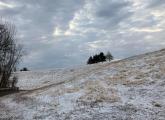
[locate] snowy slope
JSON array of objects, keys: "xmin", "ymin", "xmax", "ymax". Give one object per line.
[{"xmin": 0, "ymin": 48, "xmax": 165, "ymax": 120}]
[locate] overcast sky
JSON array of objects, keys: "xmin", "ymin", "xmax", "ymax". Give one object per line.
[{"xmin": 0, "ymin": 0, "xmax": 165, "ymax": 69}]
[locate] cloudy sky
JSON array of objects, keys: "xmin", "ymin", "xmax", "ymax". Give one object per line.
[{"xmin": 0, "ymin": 0, "xmax": 165, "ymax": 69}]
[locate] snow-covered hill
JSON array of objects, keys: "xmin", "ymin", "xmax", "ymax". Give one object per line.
[{"xmin": 0, "ymin": 49, "xmax": 165, "ymax": 120}]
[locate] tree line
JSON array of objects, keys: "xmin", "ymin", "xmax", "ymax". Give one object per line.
[{"xmin": 87, "ymin": 51, "xmax": 113, "ymax": 64}]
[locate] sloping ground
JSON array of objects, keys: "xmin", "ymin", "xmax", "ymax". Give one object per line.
[{"xmin": 0, "ymin": 49, "xmax": 165, "ymax": 120}]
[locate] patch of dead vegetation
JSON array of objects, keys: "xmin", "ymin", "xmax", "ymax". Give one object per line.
[
  {"xmin": 105, "ymin": 75, "xmax": 146, "ymax": 86},
  {"xmin": 105, "ymin": 68, "xmax": 150, "ymax": 86},
  {"xmin": 122, "ymin": 79, "xmax": 145, "ymax": 86},
  {"xmin": 13, "ymin": 95, "xmax": 34, "ymax": 104},
  {"xmin": 77, "ymin": 81, "xmax": 120, "ymax": 107},
  {"xmin": 104, "ymin": 76, "xmax": 126, "ymax": 85},
  {"xmin": 65, "ymin": 87, "xmax": 80, "ymax": 93}
]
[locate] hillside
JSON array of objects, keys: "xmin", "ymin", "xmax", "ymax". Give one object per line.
[{"xmin": 0, "ymin": 49, "xmax": 165, "ymax": 120}]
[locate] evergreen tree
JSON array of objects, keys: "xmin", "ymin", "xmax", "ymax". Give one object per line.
[
  {"xmin": 20, "ymin": 67, "xmax": 29, "ymax": 71},
  {"xmin": 99, "ymin": 52, "xmax": 106, "ymax": 62},
  {"xmin": 93, "ymin": 54, "xmax": 99, "ymax": 63},
  {"xmin": 87, "ymin": 52, "xmax": 107, "ymax": 65},
  {"xmin": 87, "ymin": 56, "xmax": 93, "ymax": 64}
]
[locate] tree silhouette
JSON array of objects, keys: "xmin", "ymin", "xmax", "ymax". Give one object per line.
[
  {"xmin": 93, "ymin": 54, "xmax": 99, "ymax": 63},
  {"xmin": 20, "ymin": 67, "xmax": 29, "ymax": 71},
  {"xmin": 0, "ymin": 22, "xmax": 23, "ymax": 88},
  {"xmin": 106, "ymin": 51, "xmax": 113, "ymax": 62},
  {"xmin": 87, "ymin": 56, "xmax": 93, "ymax": 64},
  {"xmin": 87, "ymin": 52, "xmax": 107, "ymax": 64},
  {"xmin": 99, "ymin": 52, "xmax": 106, "ymax": 62}
]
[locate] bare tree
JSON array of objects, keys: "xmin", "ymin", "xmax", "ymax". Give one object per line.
[
  {"xmin": 106, "ymin": 51, "xmax": 113, "ymax": 62},
  {"xmin": 0, "ymin": 21, "xmax": 23, "ymax": 88}
]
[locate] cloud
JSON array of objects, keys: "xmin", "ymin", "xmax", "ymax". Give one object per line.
[
  {"xmin": 0, "ymin": 0, "xmax": 164, "ymax": 69},
  {"xmin": 0, "ymin": 1, "xmax": 15, "ymax": 9},
  {"xmin": 130, "ymin": 27, "xmax": 163, "ymax": 32},
  {"xmin": 147, "ymin": 0, "xmax": 165, "ymax": 8}
]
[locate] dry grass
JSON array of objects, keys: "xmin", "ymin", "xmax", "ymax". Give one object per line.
[
  {"xmin": 13, "ymin": 95, "xmax": 34, "ymax": 104},
  {"xmin": 65, "ymin": 87, "xmax": 80, "ymax": 93},
  {"xmin": 122, "ymin": 79, "xmax": 145, "ymax": 86},
  {"xmin": 77, "ymin": 81, "xmax": 120, "ymax": 107}
]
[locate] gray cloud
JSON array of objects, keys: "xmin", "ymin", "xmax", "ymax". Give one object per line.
[
  {"xmin": 0, "ymin": 0, "xmax": 164, "ymax": 69},
  {"xmin": 147, "ymin": 0, "xmax": 165, "ymax": 8},
  {"xmin": 95, "ymin": 1, "xmax": 131, "ymax": 18}
]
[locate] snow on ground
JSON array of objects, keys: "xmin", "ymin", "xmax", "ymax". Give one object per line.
[{"xmin": 0, "ymin": 49, "xmax": 165, "ymax": 119}]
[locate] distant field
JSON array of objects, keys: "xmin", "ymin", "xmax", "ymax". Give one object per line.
[{"xmin": 0, "ymin": 49, "xmax": 165, "ymax": 120}]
